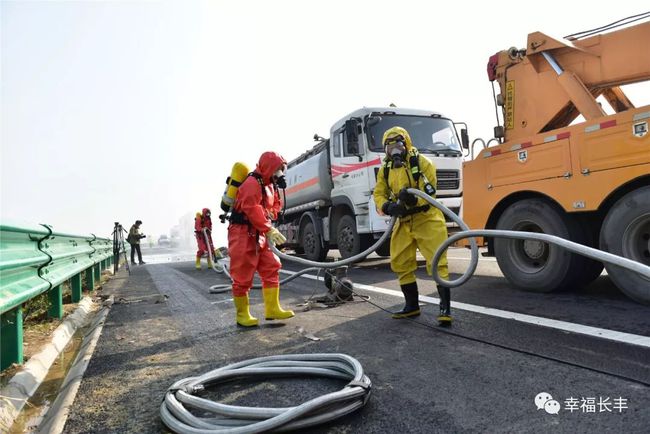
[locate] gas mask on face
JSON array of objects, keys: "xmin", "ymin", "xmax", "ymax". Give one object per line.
[
  {"xmin": 273, "ymin": 166, "xmax": 287, "ymax": 189},
  {"xmin": 387, "ymin": 141, "xmax": 406, "ymax": 168}
]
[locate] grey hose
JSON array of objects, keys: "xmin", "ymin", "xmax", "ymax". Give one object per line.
[
  {"xmin": 203, "ymin": 228, "xmax": 224, "ymax": 274},
  {"xmin": 209, "ymin": 219, "xmax": 397, "ymax": 293},
  {"xmin": 160, "ymin": 353, "xmax": 371, "ymax": 434},
  {"xmin": 183, "ymin": 193, "xmax": 650, "ymax": 433},
  {"xmin": 271, "ymin": 188, "xmax": 650, "ymax": 289},
  {"xmin": 209, "ymin": 266, "xmax": 332, "ymax": 294},
  {"xmin": 216, "ymin": 189, "xmax": 650, "ymax": 294},
  {"xmin": 270, "ymin": 217, "xmax": 396, "ymax": 268},
  {"xmin": 404, "ymin": 188, "xmax": 650, "ymax": 288}
]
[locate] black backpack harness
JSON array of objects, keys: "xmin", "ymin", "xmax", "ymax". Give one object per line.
[{"xmin": 382, "ymin": 151, "xmax": 436, "ymax": 216}]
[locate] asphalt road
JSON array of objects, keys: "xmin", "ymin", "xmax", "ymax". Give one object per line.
[{"xmin": 62, "ymin": 248, "xmax": 650, "ymax": 433}]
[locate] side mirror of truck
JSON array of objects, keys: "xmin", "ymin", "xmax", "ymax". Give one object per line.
[
  {"xmin": 345, "ymin": 120, "xmax": 363, "ymax": 161},
  {"xmin": 461, "ymin": 129, "xmax": 469, "ymax": 150},
  {"xmin": 345, "ymin": 119, "xmax": 359, "ymax": 144},
  {"xmin": 366, "ymin": 115, "xmax": 382, "ymax": 127}
]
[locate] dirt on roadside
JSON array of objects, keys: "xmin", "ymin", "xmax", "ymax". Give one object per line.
[{"xmin": 0, "ymin": 270, "xmax": 113, "ymax": 388}]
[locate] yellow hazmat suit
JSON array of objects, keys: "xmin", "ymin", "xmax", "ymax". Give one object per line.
[
  {"xmin": 374, "ymin": 127, "xmax": 449, "ymax": 284},
  {"xmin": 373, "ymin": 126, "xmax": 452, "ymax": 324}
]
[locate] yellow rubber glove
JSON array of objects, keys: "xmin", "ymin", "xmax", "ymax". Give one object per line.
[{"xmin": 266, "ymin": 227, "xmax": 287, "ymax": 245}]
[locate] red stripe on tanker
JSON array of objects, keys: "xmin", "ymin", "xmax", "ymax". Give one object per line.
[
  {"xmin": 330, "ymin": 158, "xmax": 382, "ymax": 176},
  {"xmin": 285, "ymin": 177, "xmax": 319, "ymax": 195}
]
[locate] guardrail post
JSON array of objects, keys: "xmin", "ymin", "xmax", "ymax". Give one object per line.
[
  {"xmin": 85, "ymin": 267, "xmax": 94, "ymax": 291},
  {"xmin": 1, "ymin": 307, "xmax": 24, "ymax": 370},
  {"xmin": 94, "ymin": 263, "xmax": 101, "ymax": 280},
  {"xmin": 71, "ymin": 273, "xmax": 82, "ymax": 302},
  {"xmin": 48, "ymin": 285, "xmax": 63, "ymax": 319}
]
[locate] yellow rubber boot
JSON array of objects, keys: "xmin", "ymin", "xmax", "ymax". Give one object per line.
[
  {"xmin": 233, "ymin": 295, "xmax": 259, "ymax": 327},
  {"xmin": 263, "ymin": 287, "xmax": 294, "ymax": 320},
  {"xmin": 195, "ymin": 256, "xmax": 201, "ymax": 270},
  {"xmin": 207, "ymin": 257, "xmax": 213, "ymax": 269}
]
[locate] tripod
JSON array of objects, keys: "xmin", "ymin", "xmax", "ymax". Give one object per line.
[{"xmin": 112, "ymin": 222, "xmax": 130, "ymax": 274}]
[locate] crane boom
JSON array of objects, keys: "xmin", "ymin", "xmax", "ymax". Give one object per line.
[{"xmin": 488, "ymin": 20, "xmax": 650, "ymax": 142}]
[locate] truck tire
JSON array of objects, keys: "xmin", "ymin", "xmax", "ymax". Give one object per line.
[
  {"xmin": 571, "ymin": 217, "xmax": 604, "ymax": 288},
  {"xmin": 301, "ymin": 221, "xmax": 328, "ymax": 262},
  {"xmin": 599, "ymin": 186, "xmax": 650, "ymax": 305},
  {"xmin": 336, "ymin": 215, "xmax": 361, "ymax": 259},
  {"xmin": 494, "ymin": 198, "xmax": 587, "ymax": 292}
]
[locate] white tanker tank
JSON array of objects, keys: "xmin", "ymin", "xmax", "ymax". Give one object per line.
[{"xmin": 284, "ymin": 140, "xmax": 333, "ymax": 209}]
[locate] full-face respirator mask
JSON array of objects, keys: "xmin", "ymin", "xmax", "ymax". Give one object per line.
[
  {"xmin": 273, "ymin": 165, "xmax": 287, "ymax": 189},
  {"xmin": 386, "ymin": 140, "xmax": 407, "ymax": 168}
]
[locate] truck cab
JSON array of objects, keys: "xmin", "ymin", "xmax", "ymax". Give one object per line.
[
  {"xmin": 329, "ymin": 107, "xmax": 465, "ymax": 253},
  {"xmin": 282, "ymin": 107, "xmax": 466, "ymax": 261}
]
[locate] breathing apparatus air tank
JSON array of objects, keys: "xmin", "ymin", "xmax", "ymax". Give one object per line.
[{"xmin": 220, "ymin": 162, "xmax": 251, "ymax": 222}]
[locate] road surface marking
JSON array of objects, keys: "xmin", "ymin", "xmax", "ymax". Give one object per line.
[{"xmin": 280, "ymin": 270, "xmax": 650, "ymax": 348}]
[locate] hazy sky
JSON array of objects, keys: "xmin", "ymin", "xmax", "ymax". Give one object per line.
[{"xmin": 2, "ymin": 0, "xmax": 649, "ymax": 246}]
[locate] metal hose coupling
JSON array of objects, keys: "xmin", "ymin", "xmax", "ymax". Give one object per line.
[{"xmin": 160, "ymin": 353, "xmax": 372, "ymax": 433}]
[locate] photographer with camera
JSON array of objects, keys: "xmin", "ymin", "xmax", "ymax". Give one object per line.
[{"xmin": 127, "ymin": 219, "xmax": 147, "ymax": 265}]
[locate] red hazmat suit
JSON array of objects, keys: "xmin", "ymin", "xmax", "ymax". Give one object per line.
[
  {"xmin": 195, "ymin": 208, "xmax": 216, "ymax": 258},
  {"xmin": 228, "ymin": 152, "xmax": 285, "ymax": 297}
]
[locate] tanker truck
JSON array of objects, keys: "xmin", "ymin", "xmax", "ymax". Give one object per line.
[{"xmin": 278, "ymin": 107, "xmax": 468, "ymax": 261}]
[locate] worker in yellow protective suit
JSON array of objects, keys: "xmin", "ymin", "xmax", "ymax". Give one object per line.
[{"xmin": 373, "ymin": 126, "xmax": 452, "ymax": 326}]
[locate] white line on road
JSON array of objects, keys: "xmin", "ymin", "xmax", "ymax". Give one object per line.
[
  {"xmin": 446, "ymin": 255, "xmax": 497, "ymax": 262},
  {"xmin": 280, "ymin": 270, "xmax": 650, "ymax": 348}
]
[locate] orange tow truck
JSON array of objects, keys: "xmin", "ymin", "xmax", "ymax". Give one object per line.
[{"xmin": 463, "ymin": 16, "xmax": 650, "ymax": 304}]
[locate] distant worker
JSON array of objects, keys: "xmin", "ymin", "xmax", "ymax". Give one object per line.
[
  {"xmin": 373, "ymin": 126, "xmax": 452, "ymax": 326},
  {"xmin": 127, "ymin": 220, "xmax": 147, "ymax": 265},
  {"xmin": 228, "ymin": 151, "xmax": 294, "ymax": 327},
  {"xmin": 194, "ymin": 208, "xmax": 217, "ymax": 270}
]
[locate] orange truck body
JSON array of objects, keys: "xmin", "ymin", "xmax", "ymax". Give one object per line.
[
  {"xmin": 462, "ymin": 19, "xmax": 650, "ymax": 303},
  {"xmin": 464, "ymin": 108, "xmax": 650, "ymax": 240},
  {"xmin": 465, "ymin": 21, "xmax": 650, "ymax": 241}
]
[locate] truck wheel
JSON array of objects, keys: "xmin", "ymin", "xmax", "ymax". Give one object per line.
[
  {"xmin": 571, "ymin": 217, "xmax": 604, "ymax": 288},
  {"xmin": 494, "ymin": 198, "xmax": 585, "ymax": 292},
  {"xmin": 599, "ymin": 186, "xmax": 650, "ymax": 305},
  {"xmin": 301, "ymin": 221, "xmax": 328, "ymax": 262},
  {"xmin": 337, "ymin": 215, "xmax": 361, "ymax": 259}
]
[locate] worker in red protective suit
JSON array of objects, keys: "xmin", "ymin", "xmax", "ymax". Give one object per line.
[
  {"xmin": 228, "ymin": 151, "xmax": 294, "ymax": 327},
  {"xmin": 195, "ymin": 208, "xmax": 217, "ymax": 270}
]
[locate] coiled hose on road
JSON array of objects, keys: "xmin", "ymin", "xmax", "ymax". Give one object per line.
[{"xmin": 160, "ymin": 354, "xmax": 371, "ymax": 433}]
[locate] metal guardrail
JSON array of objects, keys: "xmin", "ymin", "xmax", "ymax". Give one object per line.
[{"xmin": 0, "ymin": 222, "xmax": 125, "ymax": 370}]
